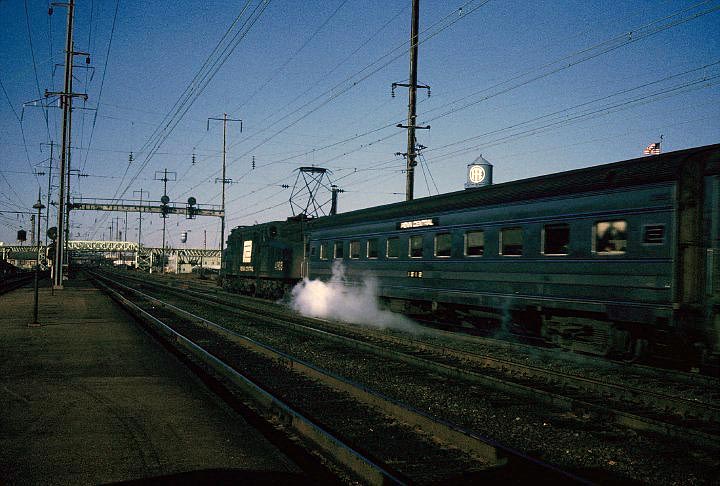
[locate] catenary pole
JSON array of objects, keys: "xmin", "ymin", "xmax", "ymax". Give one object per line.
[
  {"xmin": 208, "ymin": 114, "xmax": 241, "ymax": 272},
  {"xmin": 405, "ymin": 0, "xmax": 420, "ymax": 201},
  {"xmin": 52, "ymin": 0, "xmax": 74, "ymax": 288}
]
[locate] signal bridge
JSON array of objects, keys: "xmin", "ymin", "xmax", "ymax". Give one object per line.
[{"xmin": 70, "ymin": 197, "xmax": 224, "ymax": 218}]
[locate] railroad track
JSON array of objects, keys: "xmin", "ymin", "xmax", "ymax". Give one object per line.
[
  {"xmin": 90, "ymin": 270, "xmax": 585, "ymax": 484},
  {"xmin": 0, "ymin": 273, "xmax": 36, "ymax": 295},
  {"xmin": 94, "ymin": 269, "xmax": 719, "ymax": 483},
  {"xmin": 102, "ymin": 269, "xmax": 720, "ymax": 440}
]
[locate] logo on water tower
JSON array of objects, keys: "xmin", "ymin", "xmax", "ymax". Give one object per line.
[{"xmin": 465, "ymin": 154, "xmax": 493, "ymax": 189}]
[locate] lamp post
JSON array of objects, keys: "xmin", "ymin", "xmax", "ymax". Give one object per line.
[{"xmin": 31, "ymin": 193, "xmax": 45, "ymax": 326}]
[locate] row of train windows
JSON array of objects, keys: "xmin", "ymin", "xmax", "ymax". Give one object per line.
[{"xmin": 314, "ymin": 221, "xmax": 665, "ymax": 260}]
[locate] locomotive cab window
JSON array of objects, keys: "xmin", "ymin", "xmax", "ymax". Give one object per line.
[
  {"xmin": 643, "ymin": 224, "xmax": 665, "ymax": 244},
  {"xmin": 242, "ymin": 240, "xmax": 253, "ymax": 263},
  {"xmin": 409, "ymin": 235, "xmax": 424, "ymax": 258},
  {"xmin": 349, "ymin": 240, "xmax": 360, "ymax": 259},
  {"xmin": 320, "ymin": 242, "xmax": 329, "ymax": 260},
  {"xmin": 367, "ymin": 239, "xmax": 379, "ymax": 259},
  {"xmin": 594, "ymin": 220, "xmax": 627, "ymax": 254},
  {"xmin": 333, "ymin": 241, "xmax": 344, "ymax": 259},
  {"xmin": 500, "ymin": 227, "xmax": 523, "ymax": 256},
  {"xmin": 434, "ymin": 233, "xmax": 452, "ymax": 257},
  {"xmin": 387, "ymin": 237, "xmax": 399, "ymax": 258},
  {"xmin": 465, "ymin": 230, "xmax": 484, "ymax": 256},
  {"xmin": 542, "ymin": 224, "xmax": 570, "ymax": 255}
]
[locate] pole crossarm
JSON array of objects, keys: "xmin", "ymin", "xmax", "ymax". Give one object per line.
[{"xmin": 70, "ymin": 198, "xmax": 224, "ymax": 218}]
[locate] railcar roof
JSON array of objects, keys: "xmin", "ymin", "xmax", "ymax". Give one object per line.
[{"xmin": 310, "ymin": 143, "xmax": 720, "ymax": 228}]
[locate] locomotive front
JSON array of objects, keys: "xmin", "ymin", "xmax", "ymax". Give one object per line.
[{"xmin": 222, "ymin": 219, "xmax": 306, "ymax": 299}]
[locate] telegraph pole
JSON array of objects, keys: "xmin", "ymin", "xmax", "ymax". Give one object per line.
[
  {"xmin": 392, "ymin": 0, "xmax": 430, "ymax": 201},
  {"xmin": 208, "ymin": 114, "xmax": 241, "ymax": 272}
]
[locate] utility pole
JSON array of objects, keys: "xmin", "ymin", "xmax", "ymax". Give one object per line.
[
  {"xmin": 30, "ymin": 214, "xmax": 36, "ymax": 246},
  {"xmin": 133, "ymin": 189, "xmax": 149, "ymax": 248},
  {"xmin": 392, "ymin": 0, "xmax": 430, "ymax": 201},
  {"xmin": 201, "ymin": 229, "xmax": 206, "ymax": 276},
  {"xmin": 208, "ymin": 114, "xmax": 241, "ymax": 272},
  {"xmin": 42, "ymin": 141, "xmax": 54, "ymax": 246},
  {"xmin": 48, "ymin": 0, "xmax": 89, "ymax": 288},
  {"xmin": 155, "ymin": 169, "xmax": 177, "ymax": 274}
]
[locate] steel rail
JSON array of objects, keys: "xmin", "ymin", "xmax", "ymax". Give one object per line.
[
  {"xmin": 90, "ymin": 274, "xmax": 406, "ymax": 486},
  {"xmin": 92, "ymin": 270, "xmax": 591, "ymax": 484},
  {"xmin": 0, "ymin": 273, "xmax": 35, "ymax": 295},
  {"xmin": 101, "ymin": 269, "xmax": 720, "ymax": 450}
]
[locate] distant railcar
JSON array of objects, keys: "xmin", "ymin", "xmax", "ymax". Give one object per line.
[{"xmin": 223, "ymin": 144, "xmax": 720, "ymax": 365}]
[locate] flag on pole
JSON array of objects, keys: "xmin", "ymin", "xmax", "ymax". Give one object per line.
[{"xmin": 643, "ymin": 142, "xmax": 661, "ymax": 155}]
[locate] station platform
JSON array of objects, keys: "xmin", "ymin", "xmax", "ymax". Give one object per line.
[{"xmin": 0, "ymin": 277, "xmax": 305, "ymax": 485}]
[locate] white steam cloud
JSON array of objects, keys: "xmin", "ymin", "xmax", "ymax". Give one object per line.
[{"xmin": 290, "ymin": 261, "xmax": 418, "ymax": 332}]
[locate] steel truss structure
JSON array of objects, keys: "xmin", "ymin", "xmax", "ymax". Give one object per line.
[{"xmin": 1, "ymin": 242, "xmax": 220, "ymax": 272}]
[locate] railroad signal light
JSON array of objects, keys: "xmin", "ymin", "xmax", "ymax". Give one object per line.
[
  {"xmin": 160, "ymin": 195, "xmax": 170, "ymax": 217},
  {"xmin": 186, "ymin": 196, "xmax": 197, "ymax": 219}
]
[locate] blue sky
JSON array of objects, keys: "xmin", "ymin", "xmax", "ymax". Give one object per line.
[{"xmin": 1, "ymin": 0, "xmax": 718, "ymax": 248}]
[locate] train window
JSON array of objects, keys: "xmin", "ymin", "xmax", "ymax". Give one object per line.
[
  {"xmin": 465, "ymin": 230, "xmax": 484, "ymax": 256},
  {"xmin": 349, "ymin": 240, "xmax": 360, "ymax": 259},
  {"xmin": 320, "ymin": 242, "xmax": 329, "ymax": 260},
  {"xmin": 242, "ymin": 240, "xmax": 253, "ymax": 263},
  {"xmin": 367, "ymin": 239, "xmax": 379, "ymax": 258},
  {"xmin": 643, "ymin": 224, "xmax": 665, "ymax": 244},
  {"xmin": 542, "ymin": 224, "xmax": 569, "ymax": 255},
  {"xmin": 387, "ymin": 237, "xmax": 399, "ymax": 258},
  {"xmin": 310, "ymin": 245, "xmax": 316, "ymax": 257},
  {"xmin": 500, "ymin": 228, "xmax": 523, "ymax": 256},
  {"xmin": 434, "ymin": 233, "xmax": 452, "ymax": 257},
  {"xmin": 409, "ymin": 235, "xmax": 423, "ymax": 258},
  {"xmin": 334, "ymin": 241, "xmax": 344, "ymax": 259},
  {"xmin": 594, "ymin": 220, "xmax": 627, "ymax": 254}
]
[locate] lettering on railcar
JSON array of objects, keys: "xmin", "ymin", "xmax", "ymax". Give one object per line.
[
  {"xmin": 397, "ymin": 218, "xmax": 438, "ymax": 230},
  {"xmin": 239, "ymin": 265, "xmax": 254, "ymax": 272},
  {"xmin": 407, "ymin": 271, "xmax": 423, "ymax": 278}
]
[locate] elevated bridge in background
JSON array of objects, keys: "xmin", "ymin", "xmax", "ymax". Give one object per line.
[{"xmin": 1, "ymin": 240, "xmax": 221, "ymax": 273}]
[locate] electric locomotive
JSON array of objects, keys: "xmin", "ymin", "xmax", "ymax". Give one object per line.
[{"xmin": 222, "ymin": 216, "xmax": 307, "ymax": 299}]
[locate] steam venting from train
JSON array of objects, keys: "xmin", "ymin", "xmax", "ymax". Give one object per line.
[{"xmin": 290, "ymin": 261, "xmax": 417, "ymax": 331}]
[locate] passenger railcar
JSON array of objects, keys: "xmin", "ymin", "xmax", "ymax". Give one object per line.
[{"xmin": 224, "ymin": 144, "xmax": 720, "ymax": 363}]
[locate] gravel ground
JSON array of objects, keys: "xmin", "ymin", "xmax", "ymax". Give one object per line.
[{"xmin": 115, "ymin": 279, "xmax": 720, "ymax": 484}]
